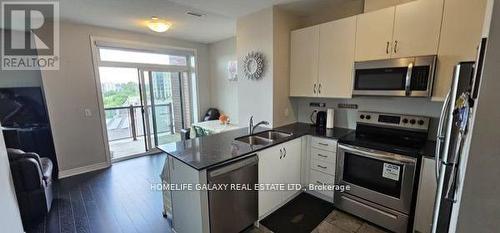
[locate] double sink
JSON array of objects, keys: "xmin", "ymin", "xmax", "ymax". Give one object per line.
[{"xmin": 235, "ymin": 130, "xmax": 293, "ymax": 146}]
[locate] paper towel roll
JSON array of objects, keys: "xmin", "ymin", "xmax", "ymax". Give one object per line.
[{"xmin": 326, "ymin": 108, "xmax": 335, "ymax": 129}]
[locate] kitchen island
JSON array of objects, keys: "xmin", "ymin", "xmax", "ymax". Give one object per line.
[{"xmin": 158, "ymin": 122, "xmax": 352, "ymax": 233}]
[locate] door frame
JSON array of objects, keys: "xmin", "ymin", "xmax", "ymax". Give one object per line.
[{"xmin": 89, "ymin": 36, "xmax": 199, "ymax": 163}]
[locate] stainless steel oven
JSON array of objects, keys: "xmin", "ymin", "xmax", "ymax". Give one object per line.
[
  {"xmin": 335, "ymin": 144, "xmax": 417, "ymax": 233},
  {"xmin": 353, "ymin": 55, "xmax": 436, "ymax": 97}
]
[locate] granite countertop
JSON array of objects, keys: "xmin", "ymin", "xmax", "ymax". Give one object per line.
[{"xmin": 158, "ymin": 122, "xmax": 353, "ymax": 170}]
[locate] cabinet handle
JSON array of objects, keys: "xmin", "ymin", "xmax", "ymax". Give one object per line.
[
  {"xmin": 283, "ymin": 148, "xmax": 287, "ymax": 158},
  {"xmin": 318, "ymin": 143, "xmax": 329, "ymax": 146},
  {"xmin": 317, "ymin": 165, "xmax": 327, "ymax": 169},
  {"xmin": 317, "ymin": 154, "xmax": 328, "ymax": 158},
  {"xmin": 279, "ymin": 148, "xmax": 283, "ymax": 159},
  {"xmin": 313, "ymin": 83, "xmax": 317, "ymax": 94},
  {"xmin": 386, "ymin": 41, "xmax": 390, "ymax": 54},
  {"xmin": 394, "ymin": 40, "xmax": 398, "ymax": 53},
  {"xmin": 318, "ymin": 84, "xmax": 322, "ymax": 94}
]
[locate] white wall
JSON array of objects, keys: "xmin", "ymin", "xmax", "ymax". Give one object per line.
[
  {"xmin": 456, "ymin": 1, "xmax": 500, "ymax": 231},
  {"xmin": 273, "ymin": 7, "xmax": 300, "ymax": 127},
  {"xmin": 236, "ymin": 8, "xmax": 275, "ymax": 127},
  {"xmin": 299, "ymin": 0, "xmax": 364, "ymax": 27},
  {"xmin": 0, "ymin": 128, "xmax": 24, "ymax": 233},
  {"xmin": 208, "ymin": 37, "xmax": 239, "ymax": 123},
  {"xmin": 364, "ymin": 0, "xmax": 415, "ymax": 12},
  {"xmin": 39, "ymin": 21, "xmax": 210, "ymax": 175}
]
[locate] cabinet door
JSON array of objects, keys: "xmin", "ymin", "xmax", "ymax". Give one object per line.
[
  {"xmin": 290, "ymin": 26, "xmax": 320, "ymax": 97},
  {"xmin": 392, "ymin": 0, "xmax": 444, "ymax": 58},
  {"xmin": 282, "ymin": 139, "xmax": 302, "ymax": 201},
  {"xmin": 318, "ymin": 16, "xmax": 357, "ymax": 98},
  {"xmin": 433, "ymin": 0, "xmax": 487, "ymax": 101},
  {"xmin": 355, "ymin": 7, "xmax": 395, "ymax": 61},
  {"xmin": 258, "ymin": 146, "xmax": 284, "ymax": 218}
]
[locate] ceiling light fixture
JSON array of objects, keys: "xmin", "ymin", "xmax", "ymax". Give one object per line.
[{"xmin": 147, "ymin": 16, "xmax": 171, "ymax": 32}]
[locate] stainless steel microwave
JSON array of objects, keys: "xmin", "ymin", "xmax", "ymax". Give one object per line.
[{"xmin": 353, "ymin": 55, "xmax": 437, "ymax": 97}]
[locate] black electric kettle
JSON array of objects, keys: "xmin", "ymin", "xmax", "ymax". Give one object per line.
[{"xmin": 311, "ymin": 110, "xmax": 327, "ymax": 129}]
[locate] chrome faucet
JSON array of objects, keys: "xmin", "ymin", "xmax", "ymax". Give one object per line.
[{"xmin": 248, "ymin": 116, "xmax": 269, "ymax": 135}]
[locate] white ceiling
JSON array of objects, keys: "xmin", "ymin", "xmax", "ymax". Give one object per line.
[{"xmin": 58, "ymin": 0, "xmax": 308, "ymax": 44}]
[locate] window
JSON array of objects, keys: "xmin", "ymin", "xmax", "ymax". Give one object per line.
[{"xmin": 99, "ymin": 48, "xmax": 187, "ymax": 66}]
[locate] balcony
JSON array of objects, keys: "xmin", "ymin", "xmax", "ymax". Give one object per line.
[{"xmin": 105, "ymin": 103, "xmax": 180, "ymax": 159}]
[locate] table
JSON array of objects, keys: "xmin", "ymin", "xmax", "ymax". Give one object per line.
[{"xmin": 190, "ymin": 120, "xmax": 241, "ymax": 138}]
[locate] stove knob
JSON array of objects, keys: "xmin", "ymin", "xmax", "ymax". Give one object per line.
[
  {"xmin": 410, "ymin": 119, "xmax": 416, "ymax": 125},
  {"xmin": 360, "ymin": 114, "xmax": 365, "ymax": 119},
  {"xmin": 366, "ymin": 115, "xmax": 371, "ymax": 120},
  {"xmin": 402, "ymin": 118, "xmax": 409, "ymax": 124},
  {"xmin": 418, "ymin": 120, "xmax": 425, "ymax": 125}
]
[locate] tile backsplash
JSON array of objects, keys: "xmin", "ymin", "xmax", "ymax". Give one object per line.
[{"xmin": 292, "ymin": 96, "xmax": 443, "ymax": 139}]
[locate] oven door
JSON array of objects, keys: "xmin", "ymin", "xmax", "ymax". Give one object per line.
[{"xmin": 336, "ymin": 144, "xmax": 417, "ymax": 214}]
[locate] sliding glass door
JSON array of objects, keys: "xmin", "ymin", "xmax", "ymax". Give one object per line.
[
  {"xmin": 95, "ymin": 44, "xmax": 197, "ymax": 161},
  {"xmin": 141, "ymin": 70, "xmax": 191, "ymax": 149},
  {"xmin": 99, "ymin": 67, "xmax": 147, "ymax": 158}
]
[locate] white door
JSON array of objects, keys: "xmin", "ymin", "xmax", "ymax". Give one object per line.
[
  {"xmin": 355, "ymin": 7, "xmax": 396, "ymax": 61},
  {"xmin": 290, "ymin": 25, "xmax": 320, "ymax": 97},
  {"xmin": 392, "ymin": 0, "xmax": 444, "ymax": 58},
  {"xmin": 318, "ymin": 16, "xmax": 357, "ymax": 98},
  {"xmin": 258, "ymin": 146, "xmax": 284, "ymax": 217},
  {"xmin": 282, "ymin": 139, "xmax": 302, "ymax": 201}
]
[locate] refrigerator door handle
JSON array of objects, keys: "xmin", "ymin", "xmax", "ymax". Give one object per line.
[
  {"xmin": 444, "ymin": 164, "xmax": 459, "ymax": 203},
  {"xmin": 435, "ymin": 91, "xmax": 451, "ymax": 182}
]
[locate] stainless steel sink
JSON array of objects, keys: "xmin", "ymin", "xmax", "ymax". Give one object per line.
[
  {"xmin": 235, "ymin": 135, "xmax": 273, "ymax": 146},
  {"xmin": 254, "ymin": 130, "xmax": 293, "ymax": 141},
  {"xmin": 235, "ymin": 130, "xmax": 292, "ymax": 146}
]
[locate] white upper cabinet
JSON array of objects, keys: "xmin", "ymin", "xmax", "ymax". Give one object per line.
[
  {"xmin": 290, "ymin": 26, "xmax": 320, "ymax": 97},
  {"xmin": 392, "ymin": 0, "xmax": 444, "ymax": 58},
  {"xmin": 355, "ymin": 7, "xmax": 395, "ymax": 61},
  {"xmin": 432, "ymin": 0, "xmax": 488, "ymax": 101},
  {"xmin": 318, "ymin": 16, "xmax": 357, "ymax": 98},
  {"xmin": 355, "ymin": 0, "xmax": 444, "ymax": 61}
]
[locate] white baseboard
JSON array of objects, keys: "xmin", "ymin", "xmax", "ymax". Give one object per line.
[{"xmin": 58, "ymin": 161, "xmax": 110, "ymax": 179}]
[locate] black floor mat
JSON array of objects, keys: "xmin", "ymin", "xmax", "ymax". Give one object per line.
[{"xmin": 260, "ymin": 193, "xmax": 334, "ymax": 233}]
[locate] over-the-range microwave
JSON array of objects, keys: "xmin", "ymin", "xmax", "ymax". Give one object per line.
[{"xmin": 353, "ymin": 55, "xmax": 437, "ymax": 97}]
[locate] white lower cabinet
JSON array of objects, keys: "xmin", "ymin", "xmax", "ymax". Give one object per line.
[
  {"xmin": 258, "ymin": 138, "xmax": 302, "ymax": 218},
  {"xmin": 308, "ymin": 137, "xmax": 337, "ymax": 202},
  {"xmin": 309, "ymin": 170, "xmax": 335, "ymax": 199}
]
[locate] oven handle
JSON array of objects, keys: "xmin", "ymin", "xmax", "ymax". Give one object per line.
[{"xmin": 338, "ymin": 144, "xmax": 416, "ymax": 165}]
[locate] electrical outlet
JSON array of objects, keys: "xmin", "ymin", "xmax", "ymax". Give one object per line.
[
  {"xmin": 338, "ymin": 103, "xmax": 358, "ymax": 109},
  {"xmin": 309, "ymin": 102, "xmax": 326, "ymax": 107}
]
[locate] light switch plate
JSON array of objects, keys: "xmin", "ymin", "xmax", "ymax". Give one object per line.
[{"xmin": 84, "ymin": 109, "xmax": 92, "ymax": 117}]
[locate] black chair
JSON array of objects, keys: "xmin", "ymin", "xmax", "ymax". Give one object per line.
[
  {"xmin": 7, "ymin": 148, "xmax": 54, "ymax": 228},
  {"xmin": 203, "ymin": 108, "xmax": 220, "ymax": 121}
]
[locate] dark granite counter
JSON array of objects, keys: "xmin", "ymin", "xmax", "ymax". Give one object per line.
[{"xmin": 158, "ymin": 122, "xmax": 353, "ymax": 170}]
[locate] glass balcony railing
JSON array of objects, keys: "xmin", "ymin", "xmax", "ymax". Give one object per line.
[{"xmin": 104, "ymin": 103, "xmax": 174, "ymax": 142}]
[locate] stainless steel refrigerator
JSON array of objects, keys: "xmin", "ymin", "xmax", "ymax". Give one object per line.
[{"xmin": 432, "ymin": 1, "xmax": 500, "ymax": 232}]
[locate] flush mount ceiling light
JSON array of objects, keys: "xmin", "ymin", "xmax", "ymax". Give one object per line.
[{"xmin": 147, "ymin": 16, "xmax": 171, "ymax": 32}]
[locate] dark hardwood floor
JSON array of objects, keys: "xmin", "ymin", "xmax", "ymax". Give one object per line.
[{"xmin": 26, "ymin": 153, "xmax": 172, "ymax": 233}]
